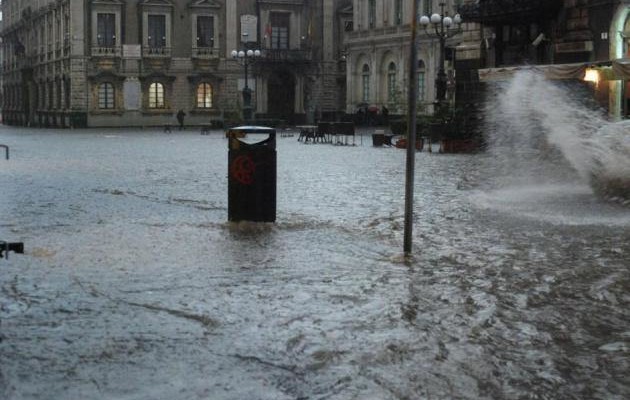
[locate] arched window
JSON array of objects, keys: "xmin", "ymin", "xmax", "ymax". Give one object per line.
[
  {"xmin": 387, "ymin": 62, "xmax": 397, "ymax": 103},
  {"xmin": 148, "ymin": 82, "xmax": 165, "ymax": 108},
  {"xmin": 196, "ymin": 83, "xmax": 213, "ymax": 108},
  {"xmin": 417, "ymin": 60, "xmax": 426, "ymax": 102},
  {"xmin": 362, "ymin": 64, "xmax": 370, "ymax": 102},
  {"xmin": 98, "ymin": 82, "xmax": 115, "ymax": 109}
]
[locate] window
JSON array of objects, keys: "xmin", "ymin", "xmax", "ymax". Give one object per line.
[
  {"xmin": 48, "ymin": 19, "xmax": 53, "ymax": 49},
  {"xmin": 395, "ymin": 0, "xmax": 403, "ymax": 26},
  {"xmin": 148, "ymin": 15, "xmax": 166, "ymax": 48},
  {"xmin": 148, "ymin": 82, "xmax": 165, "ymax": 108},
  {"xmin": 65, "ymin": 79, "xmax": 71, "ymax": 109},
  {"xmin": 98, "ymin": 82, "xmax": 115, "ymax": 109},
  {"xmin": 40, "ymin": 27, "xmax": 45, "ymax": 53},
  {"xmin": 196, "ymin": 83, "xmax": 213, "ymax": 108},
  {"xmin": 97, "ymin": 13, "xmax": 116, "ymax": 46},
  {"xmin": 40, "ymin": 83, "xmax": 45, "ymax": 108},
  {"xmin": 270, "ymin": 13, "xmax": 289, "ymax": 50},
  {"xmin": 423, "ymin": 0, "xmax": 431, "ymax": 15},
  {"xmin": 56, "ymin": 79, "xmax": 62, "ymax": 108},
  {"xmin": 48, "ymin": 81, "xmax": 53, "ymax": 109},
  {"xmin": 197, "ymin": 16, "xmax": 214, "ymax": 48},
  {"xmin": 387, "ymin": 62, "xmax": 397, "ymax": 102},
  {"xmin": 368, "ymin": 0, "xmax": 376, "ymax": 29},
  {"xmin": 362, "ymin": 64, "xmax": 370, "ymax": 102},
  {"xmin": 417, "ymin": 60, "xmax": 426, "ymax": 102},
  {"xmin": 55, "ymin": 12, "xmax": 61, "ymax": 46},
  {"xmin": 64, "ymin": 13, "xmax": 70, "ymax": 47}
]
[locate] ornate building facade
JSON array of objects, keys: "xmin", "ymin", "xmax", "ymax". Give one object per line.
[
  {"xmin": 4, "ymin": 1, "xmax": 628, "ymax": 129},
  {"xmin": 343, "ymin": 0, "xmax": 630, "ymax": 126},
  {"xmin": 344, "ymin": 0, "xmax": 468, "ymax": 116},
  {"xmin": 0, "ymin": 0, "xmax": 351, "ymax": 128}
]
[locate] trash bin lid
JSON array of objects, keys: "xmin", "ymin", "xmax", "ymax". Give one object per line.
[
  {"xmin": 227, "ymin": 126, "xmax": 276, "ymax": 149},
  {"xmin": 228, "ymin": 126, "xmax": 276, "ymax": 134}
]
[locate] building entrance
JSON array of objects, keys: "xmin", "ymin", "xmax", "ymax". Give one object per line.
[{"xmin": 267, "ymin": 70, "xmax": 295, "ymax": 123}]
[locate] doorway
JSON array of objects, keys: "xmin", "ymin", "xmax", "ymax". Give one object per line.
[{"xmin": 267, "ymin": 69, "xmax": 295, "ymax": 123}]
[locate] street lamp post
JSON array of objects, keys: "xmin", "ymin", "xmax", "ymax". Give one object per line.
[
  {"xmin": 420, "ymin": 2, "xmax": 462, "ymax": 110},
  {"xmin": 403, "ymin": 0, "xmax": 420, "ymax": 255},
  {"xmin": 231, "ymin": 48, "xmax": 261, "ymax": 122}
]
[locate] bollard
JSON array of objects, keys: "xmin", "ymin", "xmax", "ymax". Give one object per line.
[
  {"xmin": 227, "ymin": 126, "xmax": 277, "ymax": 222},
  {"xmin": 0, "ymin": 144, "xmax": 8, "ymax": 160}
]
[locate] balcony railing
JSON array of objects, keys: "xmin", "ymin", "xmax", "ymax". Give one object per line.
[
  {"xmin": 346, "ymin": 25, "xmax": 410, "ymax": 41},
  {"xmin": 91, "ymin": 46, "xmax": 122, "ymax": 57},
  {"xmin": 192, "ymin": 47, "xmax": 219, "ymax": 59},
  {"xmin": 260, "ymin": 48, "xmax": 312, "ymax": 63},
  {"xmin": 142, "ymin": 46, "xmax": 172, "ymax": 58}
]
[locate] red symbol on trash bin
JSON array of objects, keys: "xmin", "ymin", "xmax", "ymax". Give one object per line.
[{"xmin": 231, "ymin": 155, "xmax": 256, "ymax": 185}]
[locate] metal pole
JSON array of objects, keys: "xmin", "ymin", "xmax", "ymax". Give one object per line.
[
  {"xmin": 243, "ymin": 59, "xmax": 252, "ymax": 122},
  {"xmin": 244, "ymin": 59, "xmax": 249, "ymax": 91},
  {"xmin": 404, "ymin": 0, "xmax": 419, "ymax": 254},
  {"xmin": 436, "ymin": 2, "xmax": 448, "ymax": 106},
  {"xmin": 436, "ymin": 35, "xmax": 447, "ymax": 104}
]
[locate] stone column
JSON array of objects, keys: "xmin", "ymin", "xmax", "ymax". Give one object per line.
[{"xmin": 226, "ymin": 1, "xmax": 238, "ymax": 59}]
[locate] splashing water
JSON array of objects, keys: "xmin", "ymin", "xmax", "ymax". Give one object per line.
[{"xmin": 483, "ymin": 70, "xmax": 630, "ymax": 203}]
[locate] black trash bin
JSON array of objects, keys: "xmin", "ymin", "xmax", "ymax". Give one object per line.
[
  {"xmin": 372, "ymin": 130, "xmax": 385, "ymax": 147},
  {"xmin": 227, "ymin": 126, "xmax": 277, "ymax": 222}
]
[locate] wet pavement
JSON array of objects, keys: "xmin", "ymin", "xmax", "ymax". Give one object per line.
[{"xmin": 1, "ymin": 126, "xmax": 629, "ymax": 399}]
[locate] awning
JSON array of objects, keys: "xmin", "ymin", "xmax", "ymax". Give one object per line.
[{"xmin": 478, "ymin": 60, "xmax": 627, "ymax": 82}]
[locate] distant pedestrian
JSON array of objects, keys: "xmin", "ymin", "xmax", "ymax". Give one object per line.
[
  {"xmin": 176, "ymin": 109, "xmax": 186, "ymax": 130},
  {"xmin": 382, "ymin": 105, "xmax": 389, "ymax": 125}
]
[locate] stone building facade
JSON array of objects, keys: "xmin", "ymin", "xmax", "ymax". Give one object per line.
[
  {"xmin": 342, "ymin": 0, "xmax": 630, "ymax": 127},
  {"xmin": 344, "ymin": 0, "xmax": 470, "ymax": 117},
  {"xmin": 0, "ymin": 0, "xmax": 351, "ymax": 128}
]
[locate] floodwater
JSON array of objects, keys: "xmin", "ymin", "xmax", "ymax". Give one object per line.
[{"xmin": 1, "ymin": 124, "xmax": 629, "ymax": 400}]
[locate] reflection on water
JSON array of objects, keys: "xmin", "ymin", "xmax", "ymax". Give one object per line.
[{"xmin": 1, "ymin": 126, "xmax": 628, "ymax": 399}]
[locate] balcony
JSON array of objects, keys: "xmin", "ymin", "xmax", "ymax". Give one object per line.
[
  {"xmin": 192, "ymin": 47, "xmax": 219, "ymax": 60},
  {"xmin": 260, "ymin": 48, "xmax": 312, "ymax": 63},
  {"xmin": 143, "ymin": 46, "xmax": 172, "ymax": 58},
  {"xmin": 346, "ymin": 25, "xmax": 410, "ymax": 41},
  {"xmin": 91, "ymin": 46, "xmax": 122, "ymax": 58}
]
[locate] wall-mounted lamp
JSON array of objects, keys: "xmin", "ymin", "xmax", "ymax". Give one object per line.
[{"xmin": 583, "ymin": 68, "xmax": 600, "ymax": 85}]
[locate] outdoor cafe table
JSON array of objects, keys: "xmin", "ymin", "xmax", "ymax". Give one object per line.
[{"xmin": 296, "ymin": 125, "xmax": 318, "ymax": 142}]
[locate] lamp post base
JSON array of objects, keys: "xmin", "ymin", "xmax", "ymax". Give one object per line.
[{"xmin": 242, "ymin": 88, "xmax": 253, "ymax": 122}]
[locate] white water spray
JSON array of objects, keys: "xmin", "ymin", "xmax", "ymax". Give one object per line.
[{"xmin": 484, "ymin": 70, "xmax": 630, "ymax": 201}]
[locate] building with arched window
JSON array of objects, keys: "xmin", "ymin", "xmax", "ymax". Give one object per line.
[
  {"xmin": 344, "ymin": 0, "xmax": 630, "ymax": 126},
  {"xmin": 0, "ymin": 0, "xmax": 352, "ymax": 128},
  {"xmin": 4, "ymin": 1, "xmax": 625, "ymax": 128},
  {"xmin": 344, "ymin": 0, "xmax": 464, "ymax": 117}
]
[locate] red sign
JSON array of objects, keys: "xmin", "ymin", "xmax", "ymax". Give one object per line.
[{"xmin": 230, "ymin": 155, "xmax": 256, "ymax": 185}]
